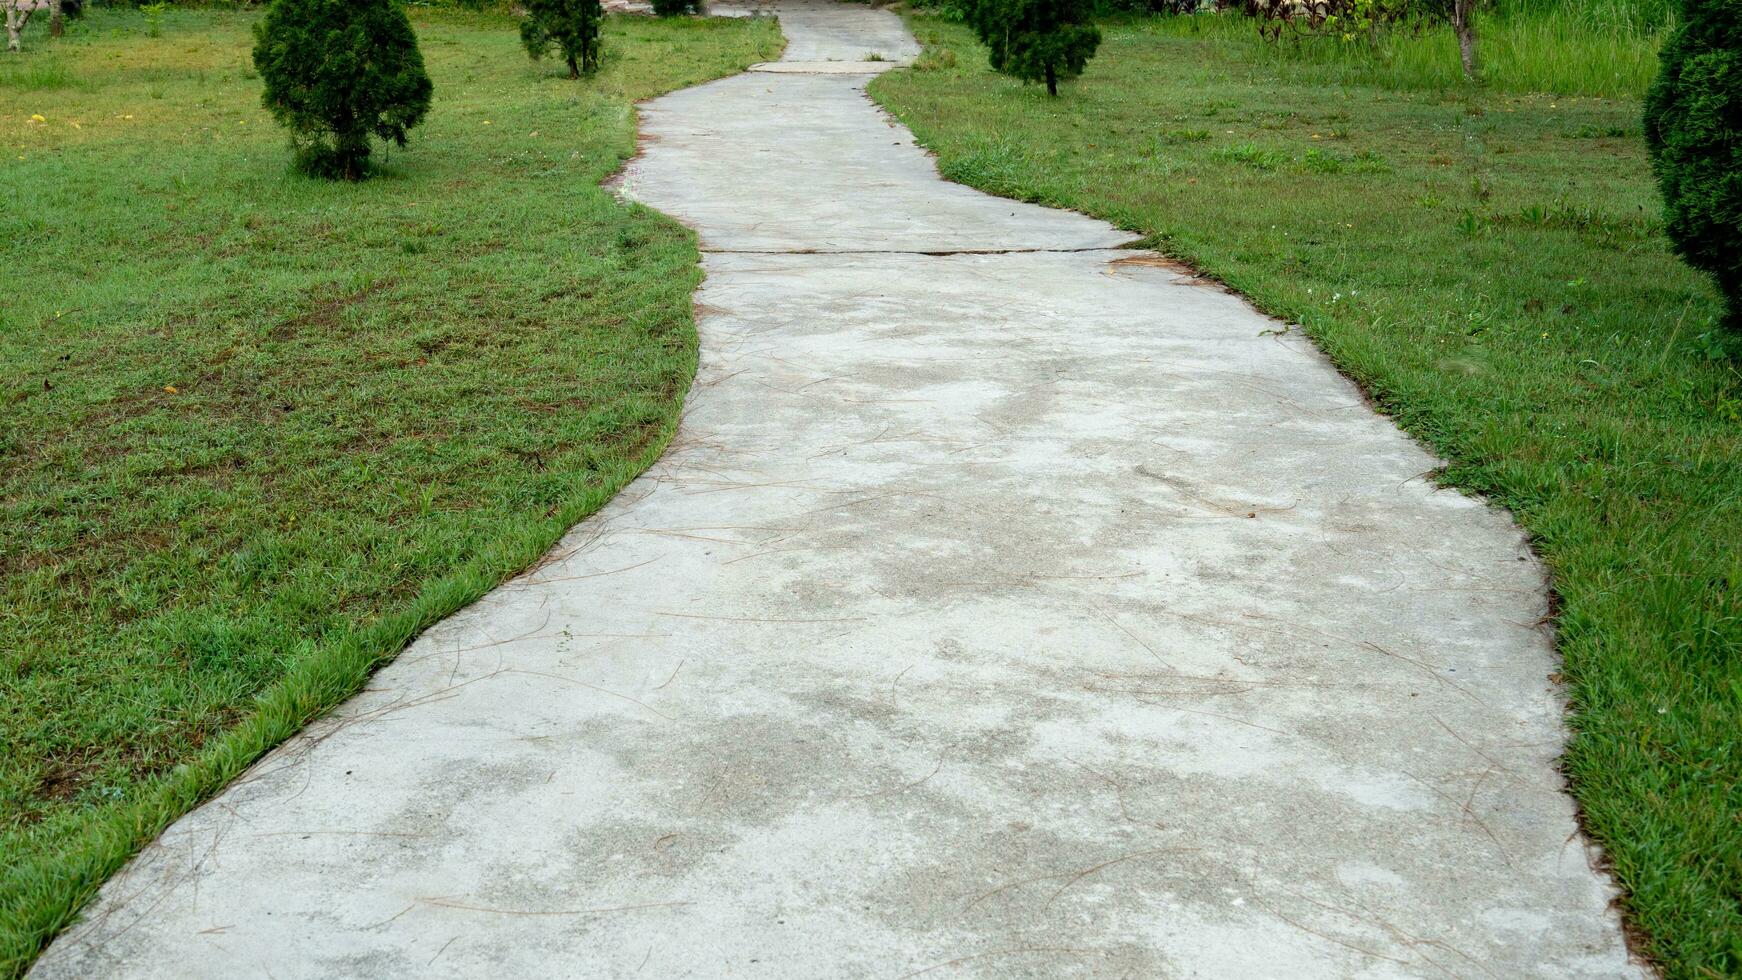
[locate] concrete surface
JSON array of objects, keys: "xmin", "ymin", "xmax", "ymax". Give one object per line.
[{"xmin": 33, "ymin": 2, "xmax": 1644, "ymax": 977}]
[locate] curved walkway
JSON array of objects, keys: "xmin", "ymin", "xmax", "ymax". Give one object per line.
[{"xmin": 35, "ymin": 3, "xmax": 1641, "ymax": 976}]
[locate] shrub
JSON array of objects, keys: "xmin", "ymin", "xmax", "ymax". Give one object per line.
[
  {"xmin": 965, "ymin": 0, "xmax": 1101, "ymax": 95},
  {"xmin": 521, "ymin": 0, "xmax": 603, "ymax": 77},
  {"xmin": 1643, "ymin": 0, "xmax": 1742, "ymax": 328},
  {"xmin": 651, "ymin": 0, "xmax": 700, "ymax": 16},
  {"xmin": 252, "ymin": 0, "xmax": 433, "ymax": 180}
]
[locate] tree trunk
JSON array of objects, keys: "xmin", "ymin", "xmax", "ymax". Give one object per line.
[
  {"xmin": 6, "ymin": 0, "xmax": 32, "ymax": 52},
  {"xmin": 1453, "ymin": 0, "xmax": 1479, "ymax": 82},
  {"xmin": 566, "ymin": 52, "xmax": 579, "ymax": 79},
  {"xmin": 49, "ymin": 0, "xmax": 61, "ymax": 38},
  {"xmin": 335, "ymin": 128, "xmax": 367, "ymax": 181},
  {"xmin": 1045, "ymin": 62, "xmax": 1057, "ymax": 96}
]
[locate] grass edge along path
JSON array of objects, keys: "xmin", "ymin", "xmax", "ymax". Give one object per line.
[
  {"xmin": 870, "ymin": 14, "xmax": 1740, "ymax": 979},
  {"xmin": 2, "ymin": 459, "xmax": 664, "ymax": 975},
  {"xmin": 0, "ymin": 9, "xmax": 781, "ymax": 975}
]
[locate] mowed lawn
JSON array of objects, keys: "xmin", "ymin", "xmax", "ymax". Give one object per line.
[
  {"xmin": 872, "ymin": 16, "xmax": 1740, "ymax": 979},
  {"xmin": 0, "ymin": 8, "xmax": 780, "ymax": 973}
]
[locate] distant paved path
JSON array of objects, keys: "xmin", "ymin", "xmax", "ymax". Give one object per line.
[{"xmin": 36, "ymin": 3, "xmax": 1642, "ymax": 977}]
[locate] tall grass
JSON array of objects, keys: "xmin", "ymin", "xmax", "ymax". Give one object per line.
[
  {"xmin": 1494, "ymin": 0, "xmax": 1675, "ymax": 33},
  {"xmin": 0, "ymin": 61, "xmax": 86, "ymax": 91},
  {"xmin": 1483, "ymin": 7, "xmax": 1665, "ymax": 96},
  {"xmin": 1156, "ymin": 0, "xmax": 1667, "ymax": 98}
]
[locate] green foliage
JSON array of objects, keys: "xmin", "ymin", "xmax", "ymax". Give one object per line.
[
  {"xmin": 965, "ymin": 0, "xmax": 1100, "ymax": 94},
  {"xmin": 521, "ymin": 0, "xmax": 602, "ymax": 77},
  {"xmin": 1644, "ymin": 0, "xmax": 1742, "ymax": 328},
  {"xmin": 251, "ymin": 0, "xmax": 433, "ymax": 179},
  {"xmin": 1250, "ymin": 0, "xmax": 1450, "ymax": 44},
  {"xmin": 1494, "ymin": 0, "xmax": 1675, "ymax": 32},
  {"xmin": 139, "ymin": 2, "xmax": 167, "ymax": 36},
  {"xmin": 651, "ymin": 0, "xmax": 700, "ymax": 16}
]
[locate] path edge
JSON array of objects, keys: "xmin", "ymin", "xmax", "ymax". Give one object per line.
[{"xmin": 861, "ymin": 27, "xmax": 1657, "ymax": 975}]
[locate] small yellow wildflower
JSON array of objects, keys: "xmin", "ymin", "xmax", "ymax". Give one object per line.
[
  {"xmin": 29, "ymin": 114, "xmax": 46, "ymax": 123},
  {"xmin": 163, "ymin": 384, "xmax": 178, "ymax": 394}
]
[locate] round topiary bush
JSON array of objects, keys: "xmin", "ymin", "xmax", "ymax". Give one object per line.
[
  {"xmin": 252, "ymin": 0, "xmax": 434, "ymax": 180},
  {"xmin": 965, "ymin": 0, "xmax": 1100, "ymax": 96},
  {"xmin": 651, "ymin": 0, "xmax": 700, "ymax": 17},
  {"xmin": 522, "ymin": 0, "xmax": 604, "ymax": 78},
  {"xmin": 1644, "ymin": 0, "xmax": 1742, "ymax": 328}
]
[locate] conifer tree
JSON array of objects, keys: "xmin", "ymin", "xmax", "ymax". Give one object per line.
[
  {"xmin": 522, "ymin": 0, "xmax": 604, "ymax": 79},
  {"xmin": 1644, "ymin": 0, "xmax": 1742, "ymax": 328},
  {"xmin": 252, "ymin": 0, "xmax": 433, "ymax": 180},
  {"xmin": 966, "ymin": 0, "xmax": 1100, "ymax": 96}
]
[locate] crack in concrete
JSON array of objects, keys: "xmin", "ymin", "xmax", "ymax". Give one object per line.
[{"xmin": 700, "ymin": 243, "xmax": 1146, "ymax": 256}]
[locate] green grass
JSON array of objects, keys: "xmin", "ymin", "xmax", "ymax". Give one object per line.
[
  {"xmin": 1150, "ymin": 8, "xmax": 1666, "ymax": 98},
  {"xmin": 873, "ymin": 15, "xmax": 1740, "ymax": 979},
  {"xmin": 0, "ymin": 7, "xmax": 780, "ymax": 974}
]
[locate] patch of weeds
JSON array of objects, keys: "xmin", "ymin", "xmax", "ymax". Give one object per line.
[
  {"xmin": 1216, "ymin": 143, "xmax": 1388, "ymax": 175},
  {"xmin": 1212, "ymin": 141, "xmax": 1289, "ymax": 170},
  {"xmin": 0, "ymin": 62, "xmax": 85, "ymax": 92},
  {"xmin": 140, "ymin": 2, "xmax": 168, "ymax": 37},
  {"xmin": 1693, "ymin": 328, "xmax": 1741, "ymax": 367},
  {"xmin": 1565, "ymin": 123, "xmax": 1635, "ymax": 138},
  {"xmin": 1300, "ymin": 147, "xmax": 1390, "ymax": 174},
  {"xmin": 1494, "ymin": 199, "xmax": 1661, "ymax": 246},
  {"xmin": 912, "ymin": 46, "xmax": 957, "ymax": 70},
  {"xmin": 1455, "ymin": 209, "xmax": 1490, "ymax": 237}
]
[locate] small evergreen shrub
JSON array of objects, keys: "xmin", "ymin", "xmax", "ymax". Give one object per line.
[
  {"xmin": 651, "ymin": 0, "xmax": 700, "ymax": 16},
  {"xmin": 521, "ymin": 0, "xmax": 603, "ymax": 78},
  {"xmin": 965, "ymin": 0, "xmax": 1101, "ymax": 95},
  {"xmin": 1644, "ymin": 0, "xmax": 1742, "ymax": 328},
  {"xmin": 252, "ymin": 0, "xmax": 434, "ymax": 180}
]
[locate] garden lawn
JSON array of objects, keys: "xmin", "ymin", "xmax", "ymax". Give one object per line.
[
  {"xmin": 0, "ymin": 7, "xmax": 780, "ymax": 975},
  {"xmin": 872, "ymin": 14, "xmax": 1740, "ymax": 979}
]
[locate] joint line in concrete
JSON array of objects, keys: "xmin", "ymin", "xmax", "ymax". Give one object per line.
[{"xmin": 699, "ymin": 244, "xmax": 1146, "ymax": 257}]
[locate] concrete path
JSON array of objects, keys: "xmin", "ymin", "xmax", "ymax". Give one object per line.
[{"xmin": 36, "ymin": 3, "xmax": 1642, "ymax": 977}]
